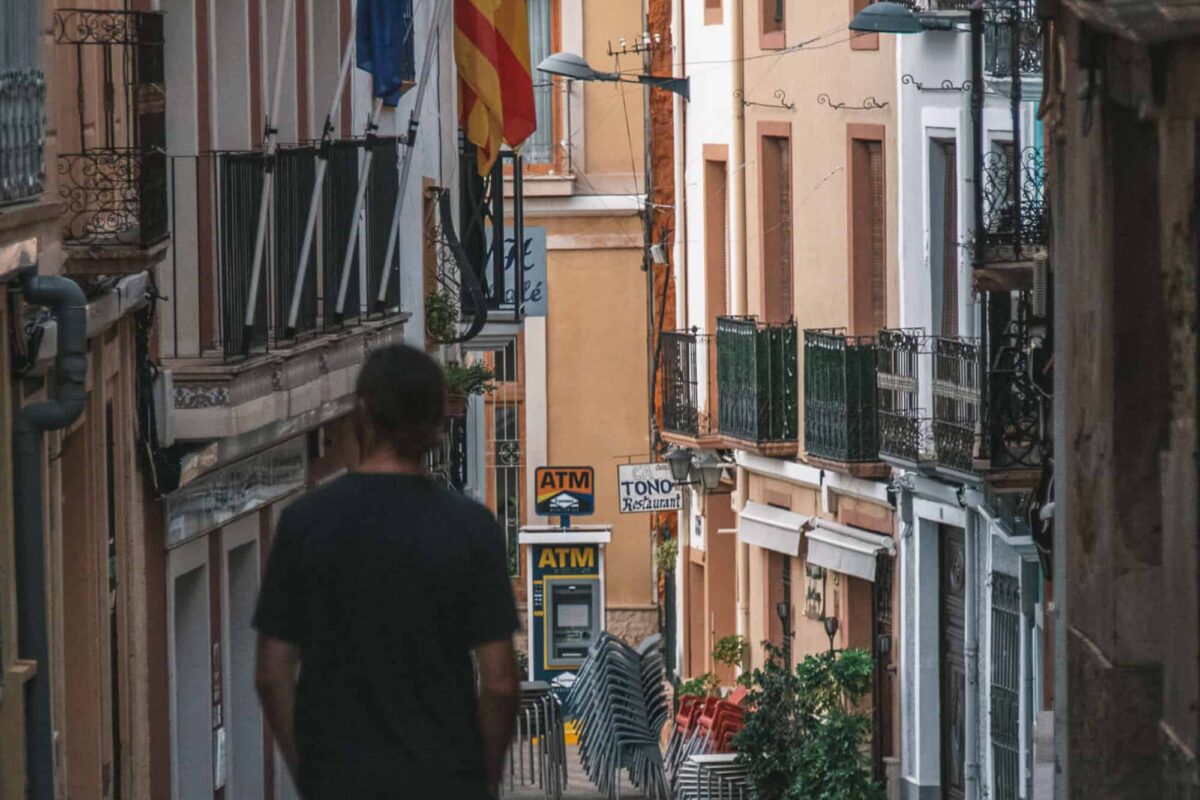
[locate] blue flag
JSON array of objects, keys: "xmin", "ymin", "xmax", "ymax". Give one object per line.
[{"xmin": 356, "ymin": 0, "xmax": 416, "ymax": 107}]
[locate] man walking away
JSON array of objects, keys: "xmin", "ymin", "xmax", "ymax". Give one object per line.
[{"xmin": 254, "ymin": 345, "xmax": 519, "ymax": 799}]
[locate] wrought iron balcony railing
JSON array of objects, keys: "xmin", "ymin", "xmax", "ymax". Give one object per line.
[
  {"xmin": 877, "ymin": 329, "xmax": 933, "ymax": 467},
  {"xmin": 986, "ymin": 309, "xmax": 1049, "ymax": 471},
  {"xmin": 933, "ymin": 337, "xmax": 981, "ymax": 475},
  {"xmin": 58, "ymin": 148, "xmax": 168, "ymax": 247},
  {"xmin": 980, "ymin": 144, "xmax": 1046, "ymax": 263},
  {"xmin": 984, "ymin": 0, "xmax": 1043, "ymax": 77},
  {"xmin": 662, "ymin": 331, "xmax": 701, "ymax": 436},
  {"xmin": 54, "ymin": 9, "xmax": 168, "ymax": 249},
  {"xmin": 804, "ymin": 329, "xmax": 879, "ymax": 464},
  {"xmin": 716, "ymin": 316, "xmax": 798, "ymax": 447},
  {"xmin": 0, "ymin": 68, "xmax": 46, "ymax": 205}
]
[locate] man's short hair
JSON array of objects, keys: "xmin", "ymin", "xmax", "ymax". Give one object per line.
[{"xmin": 355, "ymin": 345, "xmax": 445, "ymax": 458}]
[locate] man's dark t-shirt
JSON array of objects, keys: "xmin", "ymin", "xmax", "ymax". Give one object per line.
[{"xmin": 253, "ymin": 473, "xmax": 520, "ymax": 799}]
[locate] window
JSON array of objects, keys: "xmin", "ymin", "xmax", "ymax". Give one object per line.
[
  {"xmin": 526, "ymin": 0, "xmax": 555, "ymax": 164},
  {"xmin": 0, "ymin": 0, "xmax": 45, "ymax": 204},
  {"xmin": 760, "ymin": 0, "xmax": 785, "ymax": 49},
  {"xmin": 760, "ymin": 130, "xmax": 793, "ymax": 324},
  {"xmin": 849, "ymin": 128, "xmax": 886, "ymax": 335},
  {"xmin": 704, "ymin": 151, "xmax": 729, "ymax": 331},
  {"xmin": 850, "ymin": 0, "xmax": 879, "ymax": 50},
  {"xmin": 930, "ymin": 141, "xmax": 958, "ymax": 337},
  {"xmin": 493, "ymin": 338, "xmax": 519, "ymax": 383},
  {"xmin": 706, "ymin": 0, "xmax": 723, "ymax": 25}
]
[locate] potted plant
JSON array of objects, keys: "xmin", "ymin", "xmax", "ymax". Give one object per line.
[
  {"xmin": 425, "ymin": 290, "xmax": 459, "ymax": 342},
  {"xmin": 442, "ymin": 361, "xmax": 495, "ymax": 417}
]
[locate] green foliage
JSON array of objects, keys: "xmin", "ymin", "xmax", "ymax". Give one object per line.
[
  {"xmin": 712, "ymin": 635, "xmax": 748, "ymax": 670},
  {"xmin": 443, "ymin": 361, "xmax": 495, "ymax": 397},
  {"xmin": 515, "ymin": 649, "xmax": 529, "ymax": 676},
  {"xmin": 733, "ymin": 644, "xmax": 883, "ymax": 800},
  {"xmin": 655, "ymin": 536, "xmax": 679, "ymax": 574},
  {"xmin": 677, "ymin": 672, "xmax": 718, "ymax": 698},
  {"xmin": 425, "ymin": 291, "xmax": 459, "ymax": 341}
]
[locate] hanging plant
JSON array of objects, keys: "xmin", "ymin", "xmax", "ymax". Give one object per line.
[
  {"xmin": 425, "ymin": 291, "xmax": 459, "ymax": 342},
  {"xmin": 442, "ymin": 361, "xmax": 495, "ymax": 417},
  {"xmin": 655, "ymin": 536, "xmax": 679, "ymax": 575}
]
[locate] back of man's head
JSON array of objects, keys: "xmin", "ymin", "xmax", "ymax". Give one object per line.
[{"xmin": 355, "ymin": 345, "xmax": 445, "ymax": 459}]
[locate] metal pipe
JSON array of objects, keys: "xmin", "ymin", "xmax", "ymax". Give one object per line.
[
  {"xmin": 730, "ymin": 0, "xmax": 747, "ymax": 316},
  {"xmin": 14, "ymin": 274, "xmax": 88, "ymax": 800},
  {"xmin": 964, "ymin": 508, "xmax": 981, "ymax": 800},
  {"xmin": 286, "ymin": 3, "xmax": 362, "ymax": 334},
  {"xmin": 373, "ymin": 0, "xmax": 454, "ymax": 309},
  {"xmin": 242, "ymin": 0, "xmax": 296, "ymax": 348}
]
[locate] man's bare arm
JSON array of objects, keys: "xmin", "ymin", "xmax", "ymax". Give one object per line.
[
  {"xmin": 256, "ymin": 635, "xmax": 301, "ymax": 783},
  {"xmin": 475, "ymin": 638, "xmax": 520, "ymax": 797}
]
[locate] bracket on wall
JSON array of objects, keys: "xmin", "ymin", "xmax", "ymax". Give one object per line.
[
  {"xmin": 735, "ymin": 89, "xmax": 796, "ymax": 111},
  {"xmin": 901, "ymin": 74, "xmax": 973, "ymax": 92},
  {"xmin": 816, "ymin": 93, "xmax": 889, "ymax": 111}
]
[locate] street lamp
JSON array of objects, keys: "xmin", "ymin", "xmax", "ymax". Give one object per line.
[
  {"xmin": 665, "ymin": 447, "xmax": 728, "ymax": 493},
  {"xmin": 824, "ymin": 614, "xmax": 840, "ymax": 654},
  {"xmin": 537, "ymin": 52, "xmax": 691, "ymax": 100},
  {"xmin": 665, "ymin": 446, "xmax": 693, "ymax": 483}
]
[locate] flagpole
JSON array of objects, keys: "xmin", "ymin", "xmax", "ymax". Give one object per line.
[
  {"xmin": 285, "ymin": 3, "xmax": 361, "ymax": 336},
  {"xmin": 373, "ymin": 0, "xmax": 454, "ymax": 310},
  {"xmin": 241, "ymin": 0, "xmax": 295, "ymax": 352}
]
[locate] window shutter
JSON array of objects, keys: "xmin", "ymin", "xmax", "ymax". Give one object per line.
[{"xmin": 941, "ymin": 142, "xmax": 959, "ymax": 337}]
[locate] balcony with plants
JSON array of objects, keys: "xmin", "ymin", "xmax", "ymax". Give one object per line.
[
  {"xmin": 53, "ymin": 9, "xmax": 169, "ymax": 272},
  {"xmin": 803, "ymin": 329, "xmax": 884, "ymax": 476},
  {"xmin": 716, "ymin": 316, "xmax": 798, "ymax": 456},
  {"xmin": 661, "ymin": 329, "xmax": 723, "ymax": 450}
]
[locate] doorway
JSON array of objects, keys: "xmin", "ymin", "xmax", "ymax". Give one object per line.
[
  {"xmin": 223, "ymin": 515, "xmax": 264, "ymax": 800},
  {"xmin": 169, "ymin": 539, "xmax": 213, "ymax": 800},
  {"xmin": 939, "ymin": 525, "xmax": 967, "ymax": 800}
]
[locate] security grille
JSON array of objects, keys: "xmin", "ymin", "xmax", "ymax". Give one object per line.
[{"xmin": 991, "ymin": 573, "xmax": 1021, "ymax": 800}]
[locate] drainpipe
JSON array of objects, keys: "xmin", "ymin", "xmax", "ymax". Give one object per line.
[
  {"xmin": 734, "ymin": 465, "xmax": 750, "ymax": 669},
  {"xmin": 13, "ymin": 274, "xmax": 88, "ymax": 800},
  {"xmin": 964, "ymin": 508, "xmax": 981, "ymax": 800},
  {"xmin": 730, "ymin": 0, "xmax": 747, "ymax": 317}
]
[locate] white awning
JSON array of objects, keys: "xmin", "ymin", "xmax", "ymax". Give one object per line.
[
  {"xmin": 805, "ymin": 519, "xmax": 896, "ymax": 582},
  {"xmin": 736, "ymin": 501, "xmax": 813, "ymax": 556}
]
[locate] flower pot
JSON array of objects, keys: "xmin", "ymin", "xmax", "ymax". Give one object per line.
[{"xmin": 444, "ymin": 393, "xmax": 468, "ymax": 418}]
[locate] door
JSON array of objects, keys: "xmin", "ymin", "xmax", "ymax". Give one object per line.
[
  {"xmin": 169, "ymin": 538, "xmax": 213, "ymax": 800},
  {"xmin": 939, "ymin": 526, "xmax": 967, "ymax": 800},
  {"xmin": 223, "ymin": 515, "xmax": 264, "ymax": 799}
]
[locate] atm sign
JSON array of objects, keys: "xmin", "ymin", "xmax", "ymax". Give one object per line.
[{"xmin": 535, "ymin": 466, "xmax": 595, "ymax": 517}]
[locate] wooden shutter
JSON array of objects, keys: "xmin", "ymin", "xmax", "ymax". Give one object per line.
[
  {"xmin": 941, "ymin": 142, "xmax": 959, "ymax": 337},
  {"xmin": 869, "ymin": 141, "xmax": 886, "ymax": 332},
  {"xmin": 762, "ymin": 136, "xmax": 794, "ymax": 324}
]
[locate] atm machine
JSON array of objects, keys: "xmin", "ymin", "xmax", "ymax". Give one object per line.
[{"xmin": 518, "ymin": 524, "xmax": 611, "ymax": 682}]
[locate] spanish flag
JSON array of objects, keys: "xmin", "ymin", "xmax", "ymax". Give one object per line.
[{"xmin": 454, "ymin": 0, "xmax": 537, "ymax": 174}]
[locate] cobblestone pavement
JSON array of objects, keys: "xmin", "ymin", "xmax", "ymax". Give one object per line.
[{"xmin": 501, "ymin": 744, "xmax": 648, "ymax": 799}]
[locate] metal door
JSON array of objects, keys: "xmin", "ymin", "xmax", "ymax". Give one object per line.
[{"xmin": 939, "ymin": 526, "xmax": 967, "ymax": 800}]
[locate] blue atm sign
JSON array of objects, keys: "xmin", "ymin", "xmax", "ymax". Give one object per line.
[{"xmin": 535, "ymin": 466, "xmax": 595, "ymax": 517}]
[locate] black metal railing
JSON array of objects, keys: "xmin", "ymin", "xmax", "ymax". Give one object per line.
[
  {"xmin": 877, "ymin": 329, "xmax": 931, "ymax": 467},
  {"xmin": 980, "ymin": 144, "xmax": 1046, "ymax": 263},
  {"xmin": 273, "ymin": 145, "xmax": 318, "ymax": 339},
  {"xmin": 924, "ymin": 0, "xmax": 972, "ymax": 10},
  {"xmin": 984, "ymin": 0, "xmax": 1042, "ymax": 77},
  {"xmin": 58, "ymin": 148, "xmax": 168, "ymax": 247},
  {"xmin": 662, "ymin": 330, "xmax": 710, "ymax": 437},
  {"xmin": 0, "ymin": 67, "xmax": 46, "ymax": 205},
  {"xmin": 323, "ymin": 140, "xmax": 361, "ymax": 328},
  {"xmin": 804, "ymin": 329, "xmax": 879, "ymax": 463},
  {"xmin": 214, "ymin": 151, "xmax": 269, "ymax": 358},
  {"xmin": 459, "ymin": 141, "xmax": 526, "ymax": 320},
  {"xmin": 54, "ymin": 10, "xmax": 167, "ymax": 248},
  {"xmin": 717, "ymin": 317, "xmax": 798, "ymax": 445},
  {"xmin": 986, "ymin": 312, "xmax": 1048, "ymax": 470},
  {"xmin": 933, "ymin": 337, "xmax": 981, "ymax": 475},
  {"xmin": 367, "ymin": 136, "xmax": 401, "ymax": 312}
]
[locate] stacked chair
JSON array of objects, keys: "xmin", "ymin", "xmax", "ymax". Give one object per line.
[
  {"xmin": 672, "ymin": 754, "xmax": 752, "ymax": 799},
  {"xmin": 567, "ymin": 633, "xmax": 672, "ymax": 799},
  {"xmin": 501, "ymin": 681, "xmax": 569, "ymax": 799},
  {"xmin": 665, "ymin": 688, "xmax": 750, "ymax": 799}
]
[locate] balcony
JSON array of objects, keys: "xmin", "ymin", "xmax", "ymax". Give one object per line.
[
  {"xmin": 53, "ymin": 9, "xmax": 168, "ymax": 272},
  {"xmin": 161, "ymin": 138, "xmax": 409, "ymax": 442},
  {"xmin": 978, "ymin": 144, "xmax": 1047, "ymax": 270},
  {"xmin": 984, "ymin": 0, "xmax": 1043, "ymax": 78},
  {"xmin": 661, "ymin": 330, "xmax": 723, "ymax": 450},
  {"xmin": 427, "ymin": 145, "xmax": 528, "ymax": 349},
  {"xmin": 0, "ymin": 68, "xmax": 46, "ymax": 206},
  {"xmin": 877, "ymin": 330, "xmax": 934, "ymax": 469},
  {"xmin": 803, "ymin": 329, "xmax": 885, "ymax": 476},
  {"xmin": 932, "ymin": 337, "xmax": 982, "ymax": 479},
  {"xmin": 716, "ymin": 316, "xmax": 798, "ymax": 456}
]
